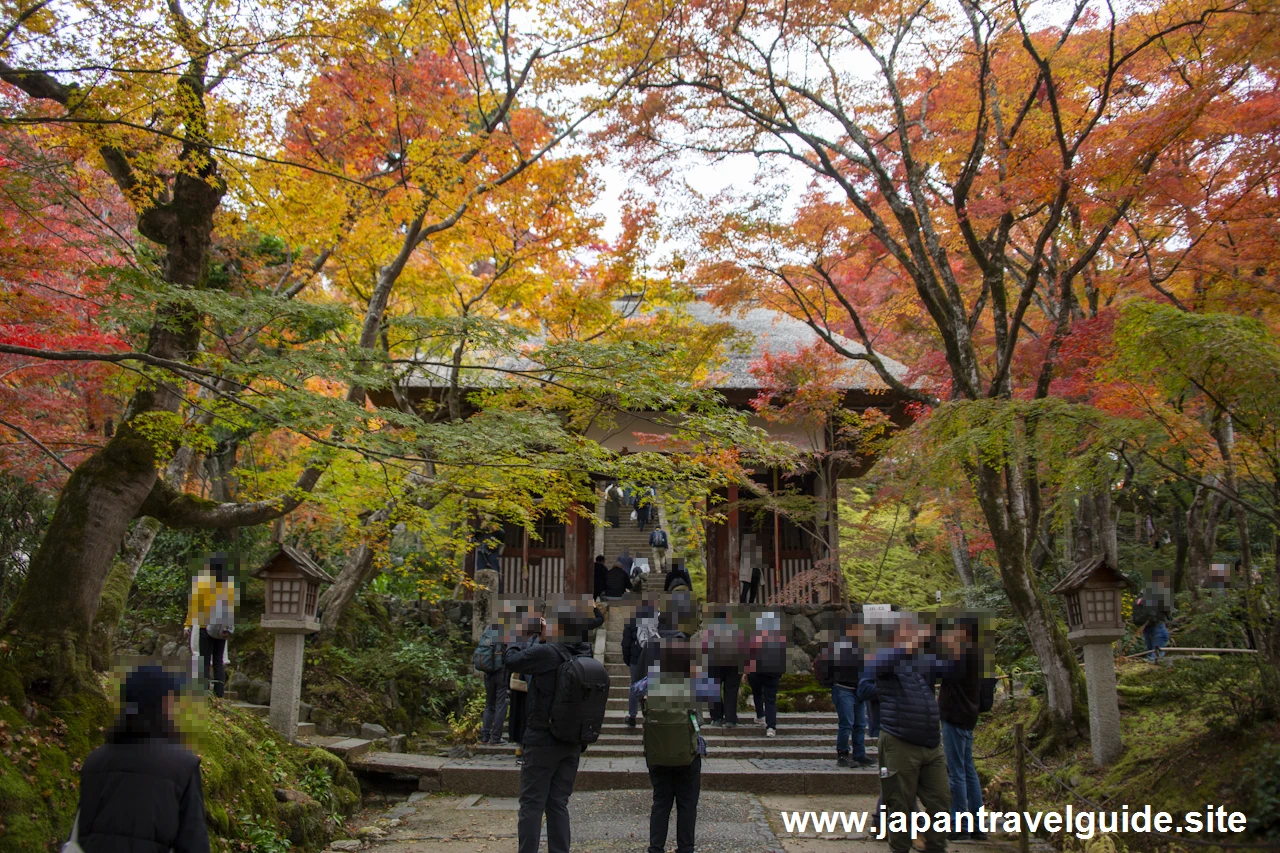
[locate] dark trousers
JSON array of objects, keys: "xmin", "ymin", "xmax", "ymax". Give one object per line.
[
  {"xmin": 738, "ymin": 580, "xmax": 758, "ymax": 603},
  {"xmin": 648, "ymin": 757, "xmax": 701, "ymax": 853},
  {"xmin": 509, "ymin": 689, "xmax": 528, "ymax": 744},
  {"xmin": 747, "ymin": 672, "xmax": 780, "ymax": 727},
  {"xmin": 198, "ymin": 632, "xmax": 226, "ymax": 697},
  {"xmin": 518, "ymin": 739, "xmax": 582, "ymax": 853},
  {"xmin": 481, "ymin": 669, "xmax": 510, "ymax": 742},
  {"xmin": 709, "ymin": 667, "xmax": 741, "ymax": 723}
]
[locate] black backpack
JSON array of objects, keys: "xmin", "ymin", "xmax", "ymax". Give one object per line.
[
  {"xmin": 549, "ymin": 646, "xmax": 610, "ymax": 746},
  {"xmin": 755, "ymin": 636, "xmax": 788, "ymax": 676}
]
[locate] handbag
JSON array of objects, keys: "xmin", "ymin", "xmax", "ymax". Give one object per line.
[
  {"xmin": 509, "ymin": 672, "xmax": 528, "ymax": 693},
  {"xmin": 61, "ymin": 810, "xmax": 84, "ymax": 853}
]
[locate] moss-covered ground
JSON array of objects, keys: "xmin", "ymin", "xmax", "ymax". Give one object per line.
[
  {"xmin": 0, "ymin": 666, "xmax": 360, "ymax": 853},
  {"xmin": 973, "ymin": 657, "xmax": 1279, "ymax": 849}
]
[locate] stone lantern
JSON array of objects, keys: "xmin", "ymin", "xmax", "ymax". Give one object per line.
[
  {"xmin": 253, "ymin": 545, "xmax": 333, "ymax": 742},
  {"xmin": 1050, "ymin": 556, "xmax": 1136, "ymax": 766}
]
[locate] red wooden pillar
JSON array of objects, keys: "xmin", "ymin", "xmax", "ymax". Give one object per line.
[{"xmin": 564, "ymin": 510, "xmax": 593, "ymax": 595}]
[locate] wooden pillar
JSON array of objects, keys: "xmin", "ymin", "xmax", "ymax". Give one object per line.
[
  {"xmin": 772, "ymin": 468, "xmax": 781, "ymax": 599},
  {"xmin": 725, "ymin": 484, "xmax": 740, "ymax": 605},
  {"xmin": 564, "ymin": 510, "xmax": 593, "ymax": 595}
]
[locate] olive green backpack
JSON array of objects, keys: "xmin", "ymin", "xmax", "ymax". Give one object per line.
[{"xmin": 643, "ymin": 707, "xmax": 698, "ymax": 767}]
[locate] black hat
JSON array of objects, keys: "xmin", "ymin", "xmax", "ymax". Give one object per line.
[{"xmin": 122, "ymin": 666, "xmax": 187, "ymax": 714}]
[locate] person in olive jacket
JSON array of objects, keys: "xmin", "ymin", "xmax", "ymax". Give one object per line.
[{"xmin": 74, "ymin": 665, "xmax": 209, "ymax": 853}]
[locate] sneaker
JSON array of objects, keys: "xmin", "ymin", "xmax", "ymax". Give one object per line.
[
  {"xmin": 490, "ymin": 738, "xmax": 506, "ymax": 746},
  {"xmin": 476, "ymin": 736, "xmax": 490, "ymax": 745},
  {"xmin": 852, "ymin": 755, "xmax": 875, "ymax": 767},
  {"xmin": 625, "ymin": 716, "xmax": 636, "ymax": 728},
  {"xmin": 724, "ymin": 721, "xmax": 738, "ymax": 729},
  {"xmin": 836, "ymin": 753, "xmax": 852, "ymax": 768},
  {"xmin": 765, "ymin": 727, "xmax": 777, "ymax": 737},
  {"xmin": 756, "ymin": 716, "xmax": 767, "ymax": 727},
  {"xmin": 708, "ymin": 719, "xmax": 724, "ymax": 728}
]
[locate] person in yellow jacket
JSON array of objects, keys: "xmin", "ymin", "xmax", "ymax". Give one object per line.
[{"xmin": 185, "ymin": 554, "xmax": 237, "ymax": 697}]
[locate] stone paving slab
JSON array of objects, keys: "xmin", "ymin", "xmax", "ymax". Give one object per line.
[{"xmin": 352, "ymin": 752, "xmax": 879, "ymax": 796}]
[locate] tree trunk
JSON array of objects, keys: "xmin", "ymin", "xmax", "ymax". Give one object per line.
[
  {"xmin": 1186, "ymin": 480, "xmax": 1226, "ymax": 593},
  {"xmin": 943, "ymin": 505, "xmax": 975, "ymax": 586},
  {"xmin": 90, "ymin": 517, "xmax": 163, "ymax": 671},
  {"xmin": 318, "ymin": 505, "xmax": 393, "ymax": 636},
  {"xmin": 973, "ymin": 463, "xmax": 1086, "ymax": 742}
]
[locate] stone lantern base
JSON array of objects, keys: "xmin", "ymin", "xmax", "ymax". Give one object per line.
[
  {"xmin": 263, "ymin": 622, "xmax": 319, "ymax": 743},
  {"xmin": 1071, "ymin": 631, "xmax": 1125, "ymax": 767}
]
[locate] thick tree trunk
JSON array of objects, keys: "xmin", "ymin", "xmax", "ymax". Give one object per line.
[
  {"xmin": 973, "ymin": 463, "xmax": 1085, "ymax": 742},
  {"xmin": 1186, "ymin": 481, "xmax": 1226, "ymax": 593}
]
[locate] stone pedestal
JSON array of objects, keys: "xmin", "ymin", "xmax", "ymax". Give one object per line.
[
  {"xmin": 1081, "ymin": 640, "xmax": 1123, "ymax": 766},
  {"xmin": 268, "ymin": 630, "xmax": 307, "ymax": 742}
]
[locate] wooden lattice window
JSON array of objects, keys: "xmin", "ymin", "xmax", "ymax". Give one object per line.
[
  {"xmin": 1084, "ymin": 588, "xmax": 1115, "ymax": 626},
  {"xmin": 304, "ymin": 582, "xmax": 318, "ymax": 615},
  {"xmin": 272, "ymin": 579, "xmax": 302, "ymax": 615},
  {"xmin": 1066, "ymin": 592, "xmax": 1083, "ymax": 627}
]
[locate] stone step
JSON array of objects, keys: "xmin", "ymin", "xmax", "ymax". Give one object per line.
[
  {"xmin": 311, "ymin": 736, "xmax": 376, "ymax": 761},
  {"xmin": 470, "ymin": 742, "xmax": 875, "ymax": 760},
  {"xmin": 230, "ymin": 702, "xmax": 270, "ymax": 718},
  {"xmin": 599, "ymin": 721, "xmax": 840, "ymax": 736},
  {"xmin": 296, "ymin": 722, "xmax": 316, "ymax": 739},
  {"xmin": 353, "ymin": 752, "xmax": 878, "ymax": 796},
  {"xmin": 601, "ymin": 710, "xmax": 840, "ymax": 724}
]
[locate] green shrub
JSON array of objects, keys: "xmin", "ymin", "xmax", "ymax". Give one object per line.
[{"xmin": 1248, "ymin": 744, "xmax": 1280, "ymax": 839}]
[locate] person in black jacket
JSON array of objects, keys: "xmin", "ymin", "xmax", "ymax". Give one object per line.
[
  {"xmin": 603, "ymin": 563, "xmax": 631, "ymax": 599},
  {"xmin": 592, "ymin": 556, "xmax": 608, "ymax": 600},
  {"xmin": 664, "ymin": 562, "xmax": 693, "ymax": 592},
  {"xmin": 74, "ymin": 665, "xmax": 209, "ymax": 853},
  {"xmin": 622, "ymin": 600, "xmax": 659, "ymax": 727},
  {"xmin": 503, "ymin": 605, "xmax": 594, "ymax": 853},
  {"xmin": 938, "ymin": 617, "xmax": 987, "ymax": 841},
  {"xmin": 858, "ymin": 614, "xmax": 961, "ymax": 853}
]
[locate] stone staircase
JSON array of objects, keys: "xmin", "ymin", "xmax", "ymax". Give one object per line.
[{"xmin": 312, "ymin": 623, "xmax": 880, "ymax": 795}]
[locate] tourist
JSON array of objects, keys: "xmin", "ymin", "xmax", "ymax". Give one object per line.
[
  {"xmin": 503, "ymin": 605, "xmax": 598, "ymax": 853},
  {"xmin": 664, "ymin": 561, "xmax": 693, "ymax": 593},
  {"xmin": 622, "ymin": 599, "xmax": 660, "ymax": 727},
  {"xmin": 475, "ymin": 517, "xmax": 505, "ymax": 576},
  {"xmin": 603, "ymin": 563, "xmax": 631, "ymax": 600},
  {"xmin": 745, "ymin": 612, "xmax": 786, "ymax": 737},
  {"xmin": 738, "ymin": 535, "xmax": 761, "ymax": 604},
  {"xmin": 507, "ymin": 607, "xmax": 543, "ymax": 761},
  {"xmin": 938, "ymin": 616, "xmax": 988, "ymax": 841},
  {"xmin": 648, "ymin": 525, "xmax": 669, "ymax": 574},
  {"xmin": 183, "ymin": 554, "xmax": 236, "ymax": 698},
  {"xmin": 71, "ymin": 665, "xmax": 209, "ymax": 853},
  {"xmin": 473, "ymin": 612, "xmax": 509, "ymax": 745},
  {"xmin": 634, "ymin": 638, "xmax": 706, "ymax": 853},
  {"xmin": 605, "ymin": 482, "xmax": 622, "ymax": 528},
  {"xmin": 636, "ymin": 492, "xmax": 652, "ymax": 531},
  {"xmin": 858, "ymin": 613, "xmax": 959, "ymax": 853},
  {"xmin": 592, "ymin": 555, "xmax": 608, "ymax": 600},
  {"xmin": 1133, "ymin": 569, "xmax": 1173, "ymax": 662},
  {"xmin": 617, "ymin": 547, "xmax": 635, "ymax": 576},
  {"xmin": 815, "ymin": 614, "xmax": 873, "ymax": 767},
  {"xmin": 703, "ymin": 608, "xmax": 745, "ymax": 727}
]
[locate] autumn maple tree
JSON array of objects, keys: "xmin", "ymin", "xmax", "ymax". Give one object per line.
[{"xmin": 620, "ymin": 0, "xmax": 1278, "ymax": 738}]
